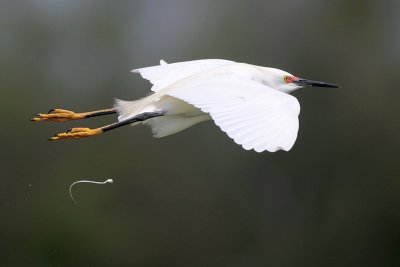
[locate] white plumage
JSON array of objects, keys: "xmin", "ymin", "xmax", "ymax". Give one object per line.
[
  {"xmin": 34, "ymin": 59, "xmax": 337, "ymax": 147},
  {"xmin": 115, "ymin": 59, "xmax": 302, "ymax": 152}
]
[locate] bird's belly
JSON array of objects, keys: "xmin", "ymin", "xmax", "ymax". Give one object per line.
[
  {"xmin": 145, "ymin": 96, "xmax": 211, "ymax": 137},
  {"xmin": 156, "ymin": 95, "xmax": 207, "ymax": 117}
]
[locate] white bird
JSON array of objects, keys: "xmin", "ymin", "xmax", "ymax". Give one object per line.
[{"xmin": 32, "ymin": 59, "xmax": 338, "ymax": 152}]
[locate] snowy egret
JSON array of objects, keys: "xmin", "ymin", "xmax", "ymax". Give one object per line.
[{"xmin": 32, "ymin": 59, "xmax": 338, "ymax": 152}]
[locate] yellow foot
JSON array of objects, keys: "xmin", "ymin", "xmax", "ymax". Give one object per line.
[
  {"xmin": 31, "ymin": 109, "xmax": 86, "ymax": 122},
  {"xmin": 50, "ymin": 127, "xmax": 103, "ymax": 141}
]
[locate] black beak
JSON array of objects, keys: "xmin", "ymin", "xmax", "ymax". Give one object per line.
[{"xmin": 293, "ymin": 78, "xmax": 339, "ymax": 88}]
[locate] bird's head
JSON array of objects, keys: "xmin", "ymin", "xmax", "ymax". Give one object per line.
[{"xmin": 260, "ymin": 67, "xmax": 339, "ymax": 94}]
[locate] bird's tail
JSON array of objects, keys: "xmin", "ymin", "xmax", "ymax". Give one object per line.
[{"xmin": 114, "ymin": 99, "xmax": 140, "ymax": 121}]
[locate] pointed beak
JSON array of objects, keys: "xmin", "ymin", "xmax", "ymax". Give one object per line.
[{"xmin": 293, "ymin": 78, "xmax": 339, "ymax": 88}]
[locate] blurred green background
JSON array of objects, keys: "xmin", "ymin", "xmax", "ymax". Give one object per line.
[{"xmin": 1, "ymin": 0, "xmax": 400, "ymax": 266}]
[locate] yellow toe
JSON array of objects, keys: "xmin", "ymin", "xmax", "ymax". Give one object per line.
[
  {"xmin": 50, "ymin": 127, "xmax": 103, "ymax": 141},
  {"xmin": 32, "ymin": 109, "xmax": 86, "ymax": 122}
]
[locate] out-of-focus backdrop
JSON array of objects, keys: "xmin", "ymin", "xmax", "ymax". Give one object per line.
[{"xmin": 1, "ymin": 0, "xmax": 399, "ymax": 266}]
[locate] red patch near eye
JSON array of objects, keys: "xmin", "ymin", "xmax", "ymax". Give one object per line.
[{"xmin": 287, "ymin": 76, "xmax": 299, "ymax": 83}]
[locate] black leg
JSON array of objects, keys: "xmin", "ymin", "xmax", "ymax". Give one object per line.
[
  {"xmin": 84, "ymin": 109, "xmax": 117, "ymax": 118},
  {"xmin": 102, "ymin": 112, "xmax": 164, "ymax": 132},
  {"xmin": 50, "ymin": 111, "xmax": 164, "ymax": 140}
]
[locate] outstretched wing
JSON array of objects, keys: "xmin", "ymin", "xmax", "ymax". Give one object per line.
[
  {"xmin": 133, "ymin": 59, "xmax": 234, "ymax": 92},
  {"xmin": 165, "ymin": 75, "xmax": 300, "ymax": 152}
]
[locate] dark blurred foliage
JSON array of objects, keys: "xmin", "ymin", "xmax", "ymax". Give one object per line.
[{"xmin": 1, "ymin": 0, "xmax": 400, "ymax": 266}]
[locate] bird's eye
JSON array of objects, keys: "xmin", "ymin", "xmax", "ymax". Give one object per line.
[{"xmin": 283, "ymin": 76, "xmax": 290, "ymax": 83}]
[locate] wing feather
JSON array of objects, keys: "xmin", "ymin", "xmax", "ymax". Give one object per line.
[
  {"xmin": 132, "ymin": 59, "xmax": 234, "ymax": 92},
  {"xmin": 165, "ymin": 75, "xmax": 300, "ymax": 152}
]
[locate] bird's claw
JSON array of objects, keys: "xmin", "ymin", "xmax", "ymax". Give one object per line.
[
  {"xmin": 50, "ymin": 127, "xmax": 103, "ymax": 141},
  {"xmin": 31, "ymin": 109, "xmax": 86, "ymax": 122}
]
